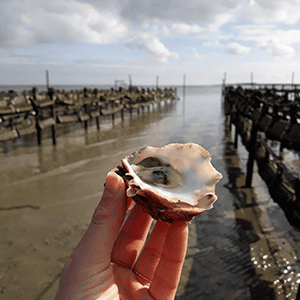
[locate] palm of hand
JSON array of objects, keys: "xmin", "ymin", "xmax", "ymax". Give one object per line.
[{"xmin": 55, "ymin": 171, "xmax": 188, "ymax": 300}]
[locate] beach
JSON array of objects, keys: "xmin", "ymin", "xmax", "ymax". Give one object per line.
[{"xmin": 1, "ymin": 85, "xmax": 300, "ymax": 299}]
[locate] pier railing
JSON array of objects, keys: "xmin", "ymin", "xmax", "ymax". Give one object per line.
[
  {"xmin": 0, "ymin": 87, "xmax": 178, "ymax": 145},
  {"xmin": 223, "ymin": 83, "xmax": 300, "ymax": 227}
]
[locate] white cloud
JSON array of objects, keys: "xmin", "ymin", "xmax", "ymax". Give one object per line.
[
  {"xmin": 117, "ymin": 0, "xmax": 242, "ymax": 29},
  {"xmin": 0, "ymin": 0, "xmax": 242, "ymax": 49},
  {"xmin": 225, "ymin": 42, "xmax": 251, "ymax": 55},
  {"xmin": 262, "ymin": 38, "xmax": 295, "ymax": 58},
  {"xmin": 192, "ymin": 49, "xmax": 205, "ymax": 60},
  {"xmin": 0, "ymin": 0, "xmax": 128, "ymax": 48},
  {"xmin": 246, "ymin": 0, "xmax": 300, "ymax": 24},
  {"xmin": 2, "ymin": 0, "xmax": 300, "ymax": 85},
  {"xmin": 197, "ymin": 32, "xmax": 233, "ymax": 48},
  {"xmin": 203, "ymin": 41, "xmax": 219, "ymax": 47},
  {"xmin": 235, "ymin": 25, "xmax": 299, "ymax": 58},
  {"xmin": 171, "ymin": 23, "xmax": 203, "ymax": 35},
  {"xmin": 125, "ymin": 34, "xmax": 179, "ymax": 63}
]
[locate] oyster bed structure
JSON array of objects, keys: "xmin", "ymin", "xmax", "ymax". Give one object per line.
[{"xmin": 116, "ymin": 143, "xmax": 222, "ymax": 222}]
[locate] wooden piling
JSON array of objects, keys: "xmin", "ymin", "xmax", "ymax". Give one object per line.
[
  {"xmin": 36, "ymin": 123, "xmax": 42, "ymax": 145},
  {"xmin": 121, "ymin": 105, "xmax": 124, "ymax": 121},
  {"xmin": 1, "ymin": 86, "xmax": 178, "ymax": 146},
  {"xmin": 223, "ymin": 82, "xmax": 300, "ymax": 226},
  {"xmin": 234, "ymin": 122, "xmax": 239, "ymax": 149},
  {"xmin": 50, "ymin": 99, "xmax": 56, "ymax": 145},
  {"xmin": 112, "ymin": 113, "xmax": 115, "ymax": 125},
  {"xmin": 245, "ymin": 124, "xmax": 259, "ymax": 188},
  {"xmin": 84, "ymin": 104, "xmax": 88, "ymax": 130},
  {"xmin": 96, "ymin": 102, "xmax": 100, "ymax": 129},
  {"xmin": 46, "ymin": 70, "xmax": 49, "ymax": 90},
  {"xmin": 183, "ymin": 74, "xmax": 186, "ymax": 99}
]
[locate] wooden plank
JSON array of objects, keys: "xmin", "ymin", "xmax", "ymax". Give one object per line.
[
  {"xmin": 100, "ymin": 105, "xmax": 124, "ymax": 115},
  {"xmin": 36, "ymin": 100, "xmax": 53, "ymax": 108},
  {"xmin": 57, "ymin": 115, "xmax": 79, "ymax": 123},
  {"xmin": 38, "ymin": 118, "xmax": 56, "ymax": 130},
  {"xmin": 100, "ymin": 108, "xmax": 112, "ymax": 116},
  {"xmin": 15, "ymin": 105, "xmax": 33, "ymax": 113},
  {"xmin": 78, "ymin": 112, "xmax": 90, "ymax": 122},
  {"xmin": 0, "ymin": 107, "xmax": 15, "ymax": 115},
  {"xmin": 90, "ymin": 111, "xmax": 100, "ymax": 118},
  {"xmin": 141, "ymin": 103, "xmax": 151, "ymax": 108},
  {"xmin": 0, "ymin": 128, "xmax": 18, "ymax": 141},
  {"xmin": 125, "ymin": 103, "xmax": 141, "ymax": 110},
  {"xmin": 16, "ymin": 124, "xmax": 36, "ymax": 137},
  {"xmin": 111, "ymin": 105, "xmax": 124, "ymax": 114}
]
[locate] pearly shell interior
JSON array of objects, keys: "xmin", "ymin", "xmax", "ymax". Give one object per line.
[{"xmin": 122, "ymin": 143, "xmax": 222, "ymax": 209}]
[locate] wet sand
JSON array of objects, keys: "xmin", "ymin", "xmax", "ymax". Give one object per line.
[{"xmin": 1, "ymin": 87, "xmax": 300, "ymax": 299}]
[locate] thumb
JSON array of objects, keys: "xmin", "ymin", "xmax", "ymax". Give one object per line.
[
  {"xmin": 72, "ymin": 170, "xmax": 127, "ymax": 267},
  {"xmin": 92, "ymin": 170, "xmax": 127, "ymax": 226}
]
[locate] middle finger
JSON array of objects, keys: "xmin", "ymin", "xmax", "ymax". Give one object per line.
[{"xmin": 111, "ymin": 203, "xmax": 153, "ymax": 269}]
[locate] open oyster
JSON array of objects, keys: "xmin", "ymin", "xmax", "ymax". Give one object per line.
[{"xmin": 116, "ymin": 143, "xmax": 222, "ymax": 223}]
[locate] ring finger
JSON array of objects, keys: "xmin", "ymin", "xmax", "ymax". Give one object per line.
[{"xmin": 133, "ymin": 220, "xmax": 171, "ymax": 285}]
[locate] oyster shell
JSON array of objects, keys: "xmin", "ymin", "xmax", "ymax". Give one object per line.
[{"xmin": 117, "ymin": 143, "xmax": 222, "ymax": 223}]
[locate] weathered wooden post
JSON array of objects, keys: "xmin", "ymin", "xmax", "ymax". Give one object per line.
[
  {"xmin": 129, "ymin": 84, "xmax": 133, "ymax": 115},
  {"xmin": 130, "ymin": 99, "xmax": 132, "ymax": 115},
  {"xmin": 129, "ymin": 75, "xmax": 132, "ymax": 88},
  {"xmin": 112, "ymin": 112, "xmax": 115, "ymax": 126},
  {"xmin": 30, "ymin": 87, "xmax": 42, "ymax": 145},
  {"xmin": 93, "ymin": 89, "xmax": 100, "ymax": 130},
  {"xmin": 222, "ymin": 72, "xmax": 226, "ymax": 96},
  {"xmin": 245, "ymin": 123, "xmax": 259, "ymax": 187},
  {"xmin": 36, "ymin": 120, "xmax": 42, "ymax": 145},
  {"xmin": 111, "ymin": 101, "xmax": 115, "ymax": 126},
  {"xmin": 46, "ymin": 70, "xmax": 49, "ymax": 90},
  {"xmin": 234, "ymin": 119, "xmax": 239, "ymax": 149},
  {"xmin": 120, "ymin": 99, "xmax": 124, "ymax": 121},
  {"xmin": 183, "ymin": 74, "xmax": 186, "ymax": 100},
  {"xmin": 48, "ymin": 88, "xmax": 57, "ymax": 145},
  {"xmin": 137, "ymin": 95, "xmax": 140, "ymax": 114},
  {"xmin": 96, "ymin": 101, "xmax": 100, "ymax": 130},
  {"xmin": 295, "ymin": 178, "xmax": 300, "ymax": 204},
  {"xmin": 83, "ymin": 105, "xmax": 88, "ymax": 130}
]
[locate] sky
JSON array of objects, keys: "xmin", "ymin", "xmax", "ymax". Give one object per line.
[{"xmin": 1, "ymin": 0, "xmax": 300, "ymax": 86}]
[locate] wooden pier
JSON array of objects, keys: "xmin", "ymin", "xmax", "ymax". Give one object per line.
[
  {"xmin": 223, "ymin": 83, "xmax": 300, "ymax": 227},
  {"xmin": 0, "ymin": 86, "xmax": 178, "ymax": 146}
]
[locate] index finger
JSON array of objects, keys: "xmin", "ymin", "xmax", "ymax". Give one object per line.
[{"xmin": 149, "ymin": 221, "xmax": 188, "ymax": 300}]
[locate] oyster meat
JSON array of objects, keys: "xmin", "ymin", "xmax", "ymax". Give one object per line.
[{"xmin": 117, "ymin": 143, "xmax": 222, "ymax": 222}]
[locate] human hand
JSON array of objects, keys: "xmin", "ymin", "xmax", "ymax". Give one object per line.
[{"xmin": 54, "ymin": 170, "xmax": 188, "ymax": 300}]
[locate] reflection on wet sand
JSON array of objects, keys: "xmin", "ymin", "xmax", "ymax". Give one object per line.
[
  {"xmin": 176, "ymin": 118, "xmax": 300, "ymax": 300},
  {"xmin": 223, "ymin": 124, "xmax": 300, "ymax": 300},
  {"xmin": 0, "ymin": 100, "xmax": 177, "ymax": 300}
]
